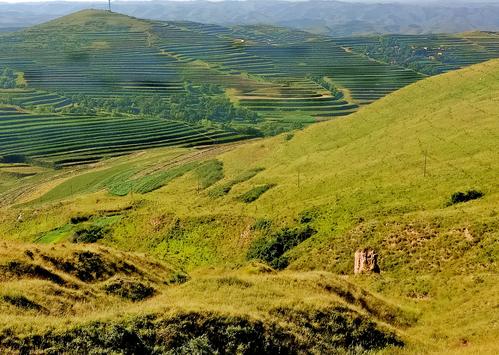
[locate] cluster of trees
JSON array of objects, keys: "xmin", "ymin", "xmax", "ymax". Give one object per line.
[
  {"xmin": 247, "ymin": 225, "xmax": 316, "ymax": 269},
  {"xmin": 359, "ymin": 37, "xmax": 454, "ymax": 75},
  {"xmin": 62, "ymin": 94, "xmax": 165, "ymax": 116},
  {"xmin": 0, "ymin": 67, "xmax": 23, "ymax": 89},
  {"xmin": 169, "ymin": 91, "xmax": 258, "ymax": 123},
  {"xmin": 307, "ymin": 75, "xmax": 343, "ymax": 99},
  {"xmin": 63, "ymin": 82, "xmax": 259, "ymax": 124}
]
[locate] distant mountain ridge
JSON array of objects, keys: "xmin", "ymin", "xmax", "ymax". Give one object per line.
[{"xmin": 1, "ymin": 0, "xmax": 499, "ymax": 36}]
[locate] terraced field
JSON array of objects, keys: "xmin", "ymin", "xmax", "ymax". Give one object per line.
[
  {"xmin": 0, "ymin": 10, "xmax": 498, "ymax": 166},
  {"xmin": 0, "ymin": 88, "xmax": 71, "ymax": 110},
  {"xmin": 0, "ymin": 30, "xmax": 185, "ymax": 99},
  {"xmin": 0, "ymin": 106, "xmax": 243, "ymax": 167},
  {"xmin": 0, "ymin": 11, "xmax": 497, "ymax": 120},
  {"xmin": 151, "ymin": 22, "xmax": 424, "ymax": 119},
  {"xmin": 335, "ymin": 32, "xmax": 499, "ymax": 75},
  {"xmin": 227, "ymin": 27, "xmax": 424, "ymax": 105}
]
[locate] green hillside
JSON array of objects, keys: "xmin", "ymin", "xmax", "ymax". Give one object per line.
[
  {"xmin": 1, "ymin": 10, "xmax": 498, "ymax": 168},
  {"xmin": 1, "ymin": 57, "xmax": 498, "ymax": 353},
  {"xmin": 0, "ymin": 9, "xmax": 423, "ymax": 119},
  {"xmin": 336, "ymin": 31, "xmax": 499, "ymax": 75},
  {"xmin": 0, "ymin": 106, "xmax": 244, "ymax": 167},
  {"xmin": 2, "ymin": 10, "xmax": 498, "ymax": 118}
]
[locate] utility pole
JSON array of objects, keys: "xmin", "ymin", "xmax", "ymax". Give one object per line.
[
  {"xmin": 423, "ymin": 150, "xmax": 428, "ymax": 177},
  {"xmin": 108, "ymin": 0, "xmax": 112, "ymax": 12}
]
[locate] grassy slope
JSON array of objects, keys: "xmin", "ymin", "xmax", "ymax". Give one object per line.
[
  {"xmin": 0, "ymin": 60, "xmax": 498, "ymax": 352},
  {"xmin": 0, "ymin": 241, "xmax": 406, "ymax": 353},
  {"xmin": 86, "ymin": 59, "xmax": 497, "ymax": 273},
  {"xmin": 0, "ymin": 241, "xmax": 180, "ymax": 323}
]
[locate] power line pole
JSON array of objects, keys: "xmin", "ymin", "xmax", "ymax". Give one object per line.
[
  {"xmin": 423, "ymin": 150, "xmax": 428, "ymax": 177},
  {"xmin": 108, "ymin": 0, "xmax": 112, "ymax": 12}
]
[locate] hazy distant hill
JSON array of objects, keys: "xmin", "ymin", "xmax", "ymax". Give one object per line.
[{"xmin": 1, "ymin": 0, "xmax": 499, "ymax": 35}]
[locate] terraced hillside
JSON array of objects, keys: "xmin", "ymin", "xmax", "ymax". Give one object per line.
[
  {"xmin": 0, "ymin": 88, "xmax": 71, "ymax": 111},
  {"xmin": 0, "ymin": 106, "xmax": 244, "ymax": 167},
  {"xmin": 336, "ymin": 31, "xmax": 499, "ymax": 75},
  {"xmin": 230, "ymin": 26, "xmax": 424, "ymax": 106},
  {"xmin": 1, "ymin": 10, "xmax": 497, "ymax": 124},
  {"xmin": 0, "ymin": 10, "xmax": 498, "ymax": 168}
]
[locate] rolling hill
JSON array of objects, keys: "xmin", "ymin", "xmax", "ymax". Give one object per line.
[
  {"xmin": 1, "ymin": 55, "xmax": 498, "ymax": 353},
  {"xmin": 1, "ymin": 10, "xmax": 498, "ymax": 168},
  {"xmin": 0, "ymin": 10, "xmax": 422, "ymax": 113}
]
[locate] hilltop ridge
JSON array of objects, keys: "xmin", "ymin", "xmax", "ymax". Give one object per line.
[{"xmin": 36, "ymin": 9, "xmax": 148, "ymax": 29}]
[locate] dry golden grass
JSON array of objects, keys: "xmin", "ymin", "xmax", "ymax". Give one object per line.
[{"xmin": 0, "ymin": 240, "xmax": 180, "ymax": 327}]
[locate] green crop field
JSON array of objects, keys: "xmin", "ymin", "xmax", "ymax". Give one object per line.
[{"xmin": 0, "ymin": 106, "xmax": 244, "ymax": 167}]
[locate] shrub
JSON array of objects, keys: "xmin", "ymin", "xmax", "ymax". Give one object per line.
[
  {"xmin": 298, "ymin": 208, "xmax": 319, "ymax": 224},
  {"xmin": 247, "ymin": 226, "xmax": 317, "ymax": 269},
  {"xmin": 251, "ymin": 218, "xmax": 272, "ymax": 231},
  {"xmin": 271, "ymin": 256, "xmax": 290, "ymax": 270},
  {"xmin": 208, "ymin": 168, "xmax": 264, "ymax": 198},
  {"xmin": 238, "ymin": 184, "xmax": 275, "ymax": 203},
  {"xmin": 448, "ymin": 189, "xmax": 484, "ymax": 205},
  {"xmin": 43, "ymin": 251, "xmax": 113, "ymax": 282},
  {"xmin": 0, "ymin": 67, "xmax": 20, "ymax": 89},
  {"xmin": 1, "ymin": 294, "xmax": 43, "ymax": 311},
  {"xmin": 70, "ymin": 214, "xmax": 92, "ymax": 224},
  {"xmin": 0, "ymin": 261, "xmax": 66, "ymax": 285},
  {"xmin": 208, "ymin": 185, "xmax": 232, "ymax": 198},
  {"xmin": 166, "ymin": 271, "xmax": 190, "ymax": 285},
  {"xmin": 0, "ymin": 309, "xmax": 402, "ymax": 353},
  {"xmin": 195, "ymin": 160, "xmax": 224, "ymax": 189},
  {"xmin": 176, "ymin": 335, "xmax": 215, "ymax": 354},
  {"xmin": 104, "ymin": 278, "xmax": 156, "ymax": 302},
  {"xmin": 70, "ymin": 225, "xmax": 106, "ymax": 243}
]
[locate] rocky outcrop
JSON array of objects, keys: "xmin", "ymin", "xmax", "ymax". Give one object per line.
[{"xmin": 354, "ymin": 249, "xmax": 380, "ymax": 274}]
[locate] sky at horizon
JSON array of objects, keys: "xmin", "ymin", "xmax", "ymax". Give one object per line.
[{"xmin": 1, "ymin": 0, "xmax": 498, "ymax": 3}]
